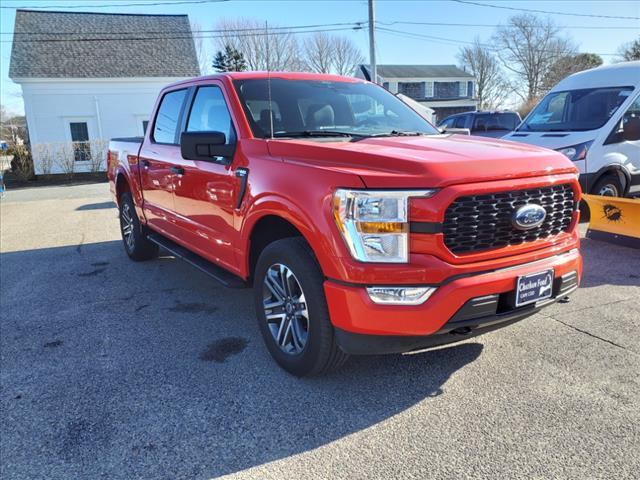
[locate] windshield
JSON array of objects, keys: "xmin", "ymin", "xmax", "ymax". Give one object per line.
[
  {"xmin": 520, "ymin": 86, "xmax": 634, "ymax": 132},
  {"xmin": 233, "ymin": 78, "xmax": 440, "ymax": 138},
  {"xmin": 473, "ymin": 113, "xmax": 520, "ymax": 132}
]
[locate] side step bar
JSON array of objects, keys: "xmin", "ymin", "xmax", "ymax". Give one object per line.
[{"xmin": 147, "ymin": 233, "xmax": 246, "ymax": 289}]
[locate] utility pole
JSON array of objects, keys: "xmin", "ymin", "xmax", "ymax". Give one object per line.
[{"xmin": 368, "ymin": 0, "xmax": 377, "ymax": 83}]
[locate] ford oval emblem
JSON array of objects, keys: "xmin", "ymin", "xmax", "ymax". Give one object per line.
[{"xmin": 512, "ymin": 204, "xmax": 546, "ymax": 230}]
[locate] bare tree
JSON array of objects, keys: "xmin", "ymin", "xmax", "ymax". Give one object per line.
[
  {"xmin": 191, "ymin": 21, "xmax": 208, "ymax": 75},
  {"xmin": 457, "ymin": 38, "xmax": 509, "ymax": 110},
  {"xmin": 214, "ymin": 18, "xmax": 304, "ymax": 71},
  {"xmin": 493, "ymin": 14, "xmax": 576, "ymax": 102},
  {"xmin": 332, "ymin": 35, "xmax": 364, "ymax": 76},
  {"xmin": 304, "ymin": 32, "xmax": 334, "ymax": 73},
  {"xmin": 615, "ymin": 37, "xmax": 640, "ymax": 62}
]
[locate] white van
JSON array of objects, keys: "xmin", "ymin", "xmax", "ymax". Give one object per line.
[{"xmin": 503, "ymin": 61, "xmax": 640, "ymax": 197}]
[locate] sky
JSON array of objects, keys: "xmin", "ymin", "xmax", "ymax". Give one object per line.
[{"xmin": 1, "ymin": 0, "xmax": 639, "ymax": 115}]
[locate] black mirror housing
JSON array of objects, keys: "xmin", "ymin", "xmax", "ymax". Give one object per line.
[
  {"xmin": 623, "ymin": 117, "xmax": 640, "ymax": 142},
  {"xmin": 180, "ymin": 131, "xmax": 235, "ymax": 162}
]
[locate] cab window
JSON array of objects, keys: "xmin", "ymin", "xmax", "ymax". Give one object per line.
[
  {"xmin": 152, "ymin": 89, "xmax": 187, "ymax": 144},
  {"xmin": 186, "ymin": 86, "xmax": 235, "ymax": 143}
]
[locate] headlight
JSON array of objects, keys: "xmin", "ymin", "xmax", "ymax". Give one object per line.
[
  {"xmin": 557, "ymin": 141, "xmax": 593, "ymax": 161},
  {"xmin": 332, "ymin": 189, "xmax": 437, "ymax": 263}
]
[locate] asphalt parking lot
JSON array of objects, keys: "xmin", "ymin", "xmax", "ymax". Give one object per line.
[{"xmin": 1, "ymin": 182, "xmax": 639, "ymax": 479}]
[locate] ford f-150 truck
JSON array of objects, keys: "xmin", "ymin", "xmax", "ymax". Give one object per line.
[{"xmin": 108, "ymin": 72, "xmax": 582, "ymax": 376}]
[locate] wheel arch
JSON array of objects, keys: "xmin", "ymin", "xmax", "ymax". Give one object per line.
[
  {"xmin": 115, "ymin": 170, "xmax": 131, "ymax": 205},
  {"xmin": 589, "ymin": 164, "xmax": 631, "ymax": 196},
  {"xmin": 242, "ymin": 197, "xmax": 338, "ymax": 283}
]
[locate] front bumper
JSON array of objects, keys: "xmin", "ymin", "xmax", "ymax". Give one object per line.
[{"xmin": 324, "ymin": 248, "xmax": 582, "ymax": 353}]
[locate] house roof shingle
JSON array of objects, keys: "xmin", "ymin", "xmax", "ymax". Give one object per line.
[
  {"xmin": 361, "ymin": 64, "xmax": 473, "ymax": 79},
  {"xmin": 9, "ymin": 10, "xmax": 200, "ymax": 79}
]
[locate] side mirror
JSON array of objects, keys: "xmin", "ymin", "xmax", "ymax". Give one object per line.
[
  {"xmin": 180, "ymin": 131, "xmax": 235, "ymax": 162},
  {"xmin": 623, "ymin": 116, "xmax": 640, "ymax": 141}
]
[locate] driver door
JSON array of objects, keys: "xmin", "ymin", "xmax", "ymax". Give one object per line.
[{"xmin": 602, "ymin": 94, "xmax": 640, "ymax": 194}]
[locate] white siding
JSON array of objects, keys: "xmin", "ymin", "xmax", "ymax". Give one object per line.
[{"xmin": 16, "ymin": 77, "xmax": 187, "ymax": 174}]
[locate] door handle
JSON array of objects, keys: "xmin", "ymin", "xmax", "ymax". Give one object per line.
[
  {"xmin": 141, "ymin": 159, "xmax": 150, "ymax": 168},
  {"xmin": 171, "ymin": 166, "xmax": 185, "ymax": 175}
]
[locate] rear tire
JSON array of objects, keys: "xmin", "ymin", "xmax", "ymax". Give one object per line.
[
  {"xmin": 119, "ymin": 192, "xmax": 159, "ymax": 261},
  {"xmin": 591, "ymin": 174, "xmax": 623, "ymax": 197},
  {"xmin": 254, "ymin": 237, "xmax": 349, "ymax": 376}
]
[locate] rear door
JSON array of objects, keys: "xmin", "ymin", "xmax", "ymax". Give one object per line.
[
  {"xmin": 171, "ymin": 82, "xmax": 241, "ymax": 273},
  {"xmin": 139, "ymin": 88, "xmax": 188, "ymax": 236}
]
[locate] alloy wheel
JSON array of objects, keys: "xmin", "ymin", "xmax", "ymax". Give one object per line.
[
  {"xmin": 598, "ymin": 184, "xmax": 618, "ymax": 197},
  {"xmin": 262, "ymin": 263, "xmax": 309, "ymax": 355},
  {"xmin": 121, "ymin": 203, "xmax": 135, "ymax": 251}
]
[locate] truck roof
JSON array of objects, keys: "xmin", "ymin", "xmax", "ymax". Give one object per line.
[{"xmin": 164, "ymin": 71, "xmax": 365, "ymax": 89}]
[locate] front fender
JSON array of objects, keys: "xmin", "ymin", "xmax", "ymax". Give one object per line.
[{"xmin": 238, "ymin": 192, "xmax": 348, "ymax": 280}]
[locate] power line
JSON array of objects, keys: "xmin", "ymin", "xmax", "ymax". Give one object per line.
[
  {"xmin": 1, "ymin": 25, "xmax": 365, "ymax": 43},
  {"xmin": 450, "ymin": 0, "xmax": 640, "ymax": 21},
  {"xmin": 1, "ymin": 0, "xmax": 229, "ymax": 9},
  {"xmin": 1, "ymin": 22, "xmax": 366, "ymax": 35},
  {"xmin": 377, "ymin": 20, "xmax": 640, "ymax": 31},
  {"xmin": 2, "ymin": 18, "xmax": 635, "ymax": 36},
  {"xmin": 377, "ymin": 27, "xmax": 619, "ymax": 56}
]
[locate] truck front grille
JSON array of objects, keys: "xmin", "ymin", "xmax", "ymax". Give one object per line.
[{"xmin": 443, "ymin": 184, "xmax": 575, "ymax": 254}]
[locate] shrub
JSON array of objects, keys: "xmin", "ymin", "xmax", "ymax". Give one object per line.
[{"xmin": 7, "ymin": 145, "xmax": 35, "ymax": 181}]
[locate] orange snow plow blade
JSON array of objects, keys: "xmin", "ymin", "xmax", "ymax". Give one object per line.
[{"xmin": 584, "ymin": 194, "xmax": 640, "ymax": 249}]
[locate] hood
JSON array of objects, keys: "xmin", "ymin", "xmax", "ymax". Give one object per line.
[
  {"xmin": 502, "ymin": 130, "xmax": 597, "ymax": 151},
  {"xmin": 266, "ymin": 134, "xmax": 577, "ymax": 189}
]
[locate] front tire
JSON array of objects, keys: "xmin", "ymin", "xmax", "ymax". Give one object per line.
[
  {"xmin": 591, "ymin": 174, "xmax": 624, "ymax": 197},
  {"xmin": 119, "ymin": 192, "xmax": 159, "ymax": 261},
  {"xmin": 254, "ymin": 237, "xmax": 349, "ymax": 376}
]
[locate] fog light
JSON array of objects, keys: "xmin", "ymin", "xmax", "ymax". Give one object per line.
[{"xmin": 366, "ymin": 286, "xmax": 436, "ymax": 305}]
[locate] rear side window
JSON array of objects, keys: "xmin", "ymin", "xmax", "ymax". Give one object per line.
[
  {"xmin": 186, "ymin": 86, "xmax": 235, "ymax": 143},
  {"xmin": 153, "ymin": 89, "xmax": 187, "ymax": 144}
]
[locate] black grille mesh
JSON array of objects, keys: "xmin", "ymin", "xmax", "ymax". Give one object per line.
[{"xmin": 443, "ymin": 184, "xmax": 575, "ymax": 254}]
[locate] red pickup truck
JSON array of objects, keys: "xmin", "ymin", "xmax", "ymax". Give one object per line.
[{"xmin": 108, "ymin": 72, "xmax": 582, "ymax": 376}]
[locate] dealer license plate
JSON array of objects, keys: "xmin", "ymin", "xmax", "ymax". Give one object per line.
[{"xmin": 515, "ymin": 269, "xmax": 554, "ymax": 307}]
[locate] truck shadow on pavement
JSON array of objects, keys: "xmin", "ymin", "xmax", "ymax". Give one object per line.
[{"xmin": 1, "ymin": 240, "xmax": 483, "ymax": 479}]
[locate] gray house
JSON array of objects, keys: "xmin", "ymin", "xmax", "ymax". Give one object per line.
[
  {"xmin": 9, "ymin": 10, "xmax": 200, "ymax": 174},
  {"xmin": 357, "ymin": 64, "xmax": 478, "ymax": 122}
]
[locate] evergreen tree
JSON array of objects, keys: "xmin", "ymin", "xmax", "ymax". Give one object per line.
[{"xmin": 212, "ymin": 45, "xmax": 248, "ymax": 72}]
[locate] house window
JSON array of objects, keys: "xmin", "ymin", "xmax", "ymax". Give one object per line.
[
  {"xmin": 425, "ymin": 81, "xmax": 434, "ymax": 98},
  {"xmin": 382, "ymin": 82, "xmax": 390, "ymax": 90},
  {"xmin": 398, "ymin": 82, "xmax": 425, "ymax": 100},
  {"xmin": 69, "ymin": 122, "xmax": 91, "ymax": 162},
  {"xmin": 142, "ymin": 120, "xmax": 149, "ymax": 134},
  {"xmin": 434, "ymin": 82, "xmax": 460, "ymax": 99}
]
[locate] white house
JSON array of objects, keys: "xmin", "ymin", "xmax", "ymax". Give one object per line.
[
  {"xmin": 357, "ymin": 65, "xmax": 477, "ymax": 122},
  {"xmin": 9, "ymin": 10, "xmax": 200, "ymax": 175}
]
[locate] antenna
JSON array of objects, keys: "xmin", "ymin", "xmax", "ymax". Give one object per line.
[{"xmin": 265, "ymin": 20, "xmax": 274, "ymax": 139}]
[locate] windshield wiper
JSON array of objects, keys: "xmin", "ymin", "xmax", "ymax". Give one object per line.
[
  {"xmin": 272, "ymin": 130, "xmax": 360, "ymax": 138},
  {"xmin": 369, "ymin": 130, "xmax": 426, "ymax": 137}
]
